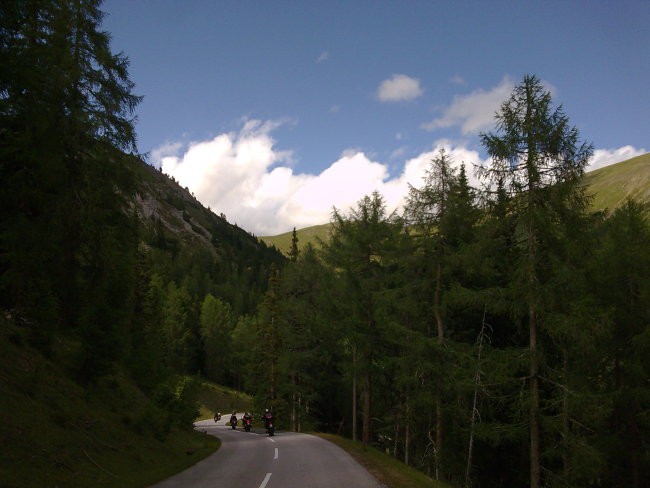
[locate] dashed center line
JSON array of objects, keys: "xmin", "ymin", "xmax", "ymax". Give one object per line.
[
  {"xmin": 259, "ymin": 472, "xmax": 272, "ymax": 488},
  {"xmin": 274, "ymin": 447, "xmax": 279, "ymax": 459}
]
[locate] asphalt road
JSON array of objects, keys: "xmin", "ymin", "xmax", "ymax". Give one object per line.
[{"xmin": 151, "ymin": 417, "xmax": 383, "ymax": 488}]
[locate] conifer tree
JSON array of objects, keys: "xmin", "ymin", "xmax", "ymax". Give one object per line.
[
  {"xmin": 404, "ymin": 148, "xmax": 467, "ymax": 478},
  {"xmin": 200, "ymin": 294, "xmax": 234, "ymax": 384},
  {"xmin": 1, "ymin": 0, "xmax": 141, "ymax": 376},
  {"xmin": 289, "ymin": 227, "xmax": 300, "ymax": 262},
  {"xmin": 591, "ymin": 200, "xmax": 650, "ymax": 487},
  {"xmin": 479, "ymin": 74, "xmax": 593, "ymax": 488},
  {"xmin": 324, "ymin": 192, "xmax": 403, "ymax": 444}
]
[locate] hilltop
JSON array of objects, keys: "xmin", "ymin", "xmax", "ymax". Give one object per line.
[
  {"xmin": 583, "ymin": 152, "xmax": 650, "ymax": 213},
  {"xmin": 262, "ymin": 153, "xmax": 650, "ymax": 255}
]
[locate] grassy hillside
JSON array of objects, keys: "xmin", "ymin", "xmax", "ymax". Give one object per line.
[
  {"xmin": 583, "ymin": 152, "xmax": 650, "ymax": 212},
  {"xmin": 0, "ymin": 316, "xmax": 252, "ymax": 488},
  {"xmin": 263, "ymin": 153, "xmax": 650, "ymax": 255},
  {"xmin": 261, "ymin": 223, "xmax": 332, "ymax": 256}
]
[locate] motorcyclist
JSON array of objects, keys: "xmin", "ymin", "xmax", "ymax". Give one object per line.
[
  {"xmin": 213, "ymin": 411, "xmax": 221, "ymax": 422},
  {"xmin": 242, "ymin": 411, "xmax": 253, "ymax": 430},
  {"xmin": 262, "ymin": 408, "xmax": 274, "ymax": 430},
  {"xmin": 229, "ymin": 411, "xmax": 237, "ymax": 429}
]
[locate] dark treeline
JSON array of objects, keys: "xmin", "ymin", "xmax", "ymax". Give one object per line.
[
  {"xmin": 232, "ymin": 77, "xmax": 649, "ymax": 488},
  {"xmin": 1, "ymin": 0, "xmax": 283, "ymax": 438}
]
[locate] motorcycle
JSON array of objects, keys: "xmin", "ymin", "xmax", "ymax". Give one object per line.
[
  {"xmin": 230, "ymin": 416, "xmax": 237, "ymax": 430},
  {"xmin": 213, "ymin": 412, "xmax": 222, "ymax": 422},
  {"xmin": 243, "ymin": 417, "xmax": 252, "ymax": 432},
  {"xmin": 267, "ymin": 420, "xmax": 275, "ymax": 437}
]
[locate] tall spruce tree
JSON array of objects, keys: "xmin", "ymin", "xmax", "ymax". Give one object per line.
[
  {"xmin": 591, "ymin": 200, "xmax": 650, "ymax": 487},
  {"xmin": 200, "ymin": 294, "xmax": 234, "ymax": 384},
  {"xmin": 404, "ymin": 148, "xmax": 464, "ymax": 479},
  {"xmin": 1, "ymin": 0, "xmax": 141, "ymax": 376},
  {"xmin": 324, "ymin": 192, "xmax": 403, "ymax": 444},
  {"xmin": 479, "ymin": 74, "xmax": 593, "ymax": 488}
]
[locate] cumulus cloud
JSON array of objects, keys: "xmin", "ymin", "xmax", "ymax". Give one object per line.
[
  {"xmin": 586, "ymin": 145, "xmax": 646, "ymax": 172},
  {"xmin": 156, "ymin": 121, "xmax": 487, "ymax": 235},
  {"xmin": 157, "ymin": 119, "xmax": 641, "ymax": 236},
  {"xmin": 377, "ymin": 74, "xmax": 423, "ymax": 102},
  {"xmin": 150, "ymin": 140, "xmax": 183, "ymax": 168},
  {"xmin": 422, "ymin": 76, "xmax": 515, "ymax": 134}
]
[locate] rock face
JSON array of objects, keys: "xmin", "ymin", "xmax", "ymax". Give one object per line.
[{"xmin": 129, "ymin": 158, "xmax": 267, "ymax": 255}]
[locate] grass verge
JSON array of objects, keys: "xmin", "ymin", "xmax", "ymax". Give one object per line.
[
  {"xmin": 194, "ymin": 380, "xmax": 252, "ymax": 420},
  {"xmin": 314, "ymin": 433, "xmax": 451, "ymax": 488}
]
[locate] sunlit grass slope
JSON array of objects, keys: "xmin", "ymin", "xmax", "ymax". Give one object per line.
[
  {"xmin": 583, "ymin": 152, "xmax": 650, "ymax": 212},
  {"xmin": 261, "ymin": 223, "xmax": 331, "ymax": 255},
  {"xmin": 195, "ymin": 380, "xmax": 252, "ymax": 420}
]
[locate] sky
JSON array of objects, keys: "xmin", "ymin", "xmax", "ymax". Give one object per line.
[{"xmin": 102, "ymin": 0, "xmax": 649, "ymax": 236}]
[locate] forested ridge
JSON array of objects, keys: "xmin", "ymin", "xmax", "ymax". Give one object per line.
[{"xmin": 1, "ymin": 1, "xmax": 648, "ymax": 488}]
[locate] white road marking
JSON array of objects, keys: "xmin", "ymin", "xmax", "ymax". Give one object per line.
[
  {"xmin": 259, "ymin": 472, "xmax": 272, "ymax": 488},
  {"xmin": 274, "ymin": 447, "xmax": 279, "ymax": 459},
  {"xmin": 268, "ymin": 437, "xmax": 276, "ymax": 443}
]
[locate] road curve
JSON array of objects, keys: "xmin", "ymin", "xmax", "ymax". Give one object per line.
[{"xmin": 151, "ymin": 418, "xmax": 382, "ymax": 488}]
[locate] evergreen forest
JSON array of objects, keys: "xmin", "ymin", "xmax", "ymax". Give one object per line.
[{"xmin": 1, "ymin": 1, "xmax": 648, "ymax": 487}]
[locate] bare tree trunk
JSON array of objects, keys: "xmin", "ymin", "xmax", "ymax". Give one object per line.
[
  {"xmin": 394, "ymin": 420, "xmax": 399, "ymax": 459},
  {"xmin": 362, "ymin": 370, "xmax": 371, "ymax": 444},
  {"xmin": 352, "ymin": 346, "xmax": 357, "ymax": 442},
  {"xmin": 433, "ymin": 262, "xmax": 444, "ymax": 480},
  {"xmin": 528, "ymin": 226, "xmax": 541, "ymax": 488},
  {"xmin": 562, "ymin": 351, "xmax": 569, "ymax": 479},
  {"xmin": 530, "ymin": 305, "xmax": 540, "ymax": 488},
  {"xmin": 405, "ymin": 396, "xmax": 410, "ymax": 466},
  {"xmin": 465, "ymin": 308, "xmax": 488, "ymax": 488},
  {"xmin": 291, "ymin": 372, "xmax": 297, "ymax": 432},
  {"xmin": 435, "ymin": 398, "xmax": 442, "ymax": 480}
]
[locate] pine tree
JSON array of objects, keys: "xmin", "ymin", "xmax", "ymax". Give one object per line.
[
  {"xmin": 289, "ymin": 227, "xmax": 300, "ymax": 262},
  {"xmin": 479, "ymin": 74, "xmax": 593, "ymax": 488},
  {"xmin": 200, "ymin": 294, "xmax": 234, "ymax": 384},
  {"xmin": 0, "ymin": 0, "xmax": 141, "ymax": 377},
  {"xmin": 403, "ymin": 148, "xmax": 471, "ymax": 478},
  {"xmin": 591, "ymin": 200, "xmax": 650, "ymax": 487},
  {"xmin": 324, "ymin": 192, "xmax": 403, "ymax": 444}
]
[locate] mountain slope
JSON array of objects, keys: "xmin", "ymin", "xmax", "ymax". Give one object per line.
[
  {"xmin": 129, "ymin": 157, "xmax": 285, "ymax": 314},
  {"xmin": 583, "ymin": 152, "xmax": 650, "ymax": 212}
]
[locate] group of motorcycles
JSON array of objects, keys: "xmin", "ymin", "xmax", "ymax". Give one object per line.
[{"xmin": 214, "ymin": 411, "xmax": 275, "ymax": 436}]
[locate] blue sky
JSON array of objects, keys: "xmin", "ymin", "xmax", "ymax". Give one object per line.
[{"xmin": 103, "ymin": 0, "xmax": 649, "ymax": 235}]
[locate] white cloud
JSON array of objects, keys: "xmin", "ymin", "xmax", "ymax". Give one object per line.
[
  {"xmin": 377, "ymin": 74, "xmax": 423, "ymax": 102},
  {"xmin": 157, "ymin": 121, "xmax": 490, "ymax": 236},
  {"xmin": 316, "ymin": 51, "xmax": 329, "ymax": 63},
  {"xmin": 586, "ymin": 145, "xmax": 646, "ymax": 172},
  {"xmin": 150, "ymin": 140, "xmax": 183, "ymax": 168},
  {"xmin": 422, "ymin": 76, "xmax": 515, "ymax": 134},
  {"xmin": 156, "ymin": 122, "xmax": 644, "ymax": 236}
]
